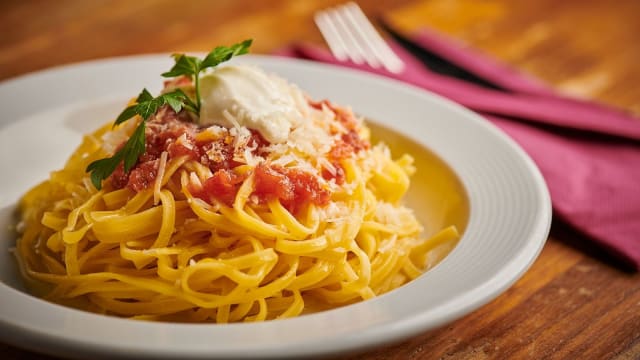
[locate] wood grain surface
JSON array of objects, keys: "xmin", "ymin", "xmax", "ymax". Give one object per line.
[{"xmin": 1, "ymin": 1, "xmax": 639, "ymax": 359}]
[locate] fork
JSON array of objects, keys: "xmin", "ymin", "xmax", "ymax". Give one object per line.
[{"xmin": 314, "ymin": 2, "xmax": 405, "ymax": 74}]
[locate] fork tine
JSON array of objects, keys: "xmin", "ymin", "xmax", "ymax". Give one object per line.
[
  {"xmin": 336, "ymin": 3, "xmax": 382, "ymax": 69},
  {"xmin": 343, "ymin": 2, "xmax": 404, "ymax": 73},
  {"xmin": 314, "ymin": 11, "xmax": 350, "ymax": 62},
  {"xmin": 315, "ymin": 2, "xmax": 405, "ymax": 74},
  {"xmin": 318, "ymin": 7, "xmax": 366, "ymax": 65}
]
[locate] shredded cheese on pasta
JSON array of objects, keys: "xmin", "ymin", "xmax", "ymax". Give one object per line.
[{"xmin": 14, "ymin": 69, "xmax": 459, "ymax": 322}]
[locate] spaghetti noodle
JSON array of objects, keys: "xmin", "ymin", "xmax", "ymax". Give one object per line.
[{"xmin": 15, "ymin": 64, "xmax": 459, "ymax": 322}]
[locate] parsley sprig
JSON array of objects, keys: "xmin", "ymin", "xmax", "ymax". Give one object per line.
[
  {"xmin": 85, "ymin": 88, "xmax": 191, "ymax": 190},
  {"xmin": 86, "ymin": 39, "xmax": 252, "ymax": 190},
  {"xmin": 162, "ymin": 39, "xmax": 252, "ymax": 112}
]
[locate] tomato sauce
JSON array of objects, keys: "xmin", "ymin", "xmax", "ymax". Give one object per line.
[
  {"xmin": 253, "ymin": 164, "xmax": 330, "ymax": 213},
  {"xmin": 189, "ymin": 163, "xmax": 330, "ymax": 213},
  {"xmin": 110, "ymin": 98, "xmax": 369, "ymax": 213},
  {"xmin": 196, "ymin": 169, "xmax": 248, "ymax": 207},
  {"xmin": 308, "ymin": 98, "xmax": 359, "ymax": 131},
  {"xmin": 109, "ymin": 107, "xmax": 248, "ymax": 192}
]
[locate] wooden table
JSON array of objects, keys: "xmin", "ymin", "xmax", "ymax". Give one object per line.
[{"xmin": 2, "ymin": 1, "xmax": 639, "ymax": 359}]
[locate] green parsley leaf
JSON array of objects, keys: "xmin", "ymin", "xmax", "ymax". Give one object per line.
[
  {"xmin": 137, "ymin": 88, "xmax": 154, "ymax": 102},
  {"xmin": 113, "ymin": 88, "xmax": 193, "ymax": 126},
  {"xmin": 136, "ymin": 97, "xmax": 161, "ymax": 120},
  {"xmin": 162, "ymin": 39, "xmax": 252, "ymax": 112},
  {"xmin": 86, "ymin": 152, "xmax": 124, "ymax": 190},
  {"xmin": 163, "ymin": 88, "xmax": 196, "ymax": 113},
  {"xmin": 161, "ymin": 54, "xmax": 201, "ymax": 79},
  {"xmin": 122, "ymin": 121, "xmax": 146, "ymax": 171},
  {"xmin": 201, "ymin": 39, "xmax": 252, "ymax": 70},
  {"xmin": 114, "ymin": 105, "xmax": 138, "ymax": 126},
  {"xmin": 86, "ymin": 88, "xmax": 199, "ymax": 190},
  {"xmin": 86, "ymin": 120, "xmax": 147, "ymax": 190},
  {"xmin": 87, "ymin": 88, "xmax": 194, "ymax": 189},
  {"xmin": 86, "ymin": 39, "xmax": 252, "ymax": 190}
]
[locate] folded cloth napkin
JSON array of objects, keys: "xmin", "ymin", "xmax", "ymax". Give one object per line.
[{"xmin": 276, "ymin": 22, "xmax": 640, "ymax": 270}]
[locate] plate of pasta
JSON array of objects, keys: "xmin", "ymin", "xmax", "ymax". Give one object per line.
[{"xmin": 0, "ymin": 44, "xmax": 551, "ymax": 359}]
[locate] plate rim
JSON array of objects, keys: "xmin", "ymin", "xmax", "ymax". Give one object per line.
[{"xmin": 0, "ymin": 54, "xmax": 552, "ymax": 359}]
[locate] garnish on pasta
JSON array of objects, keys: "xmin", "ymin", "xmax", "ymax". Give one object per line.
[
  {"xmin": 14, "ymin": 40, "xmax": 459, "ymax": 322},
  {"xmin": 87, "ymin": 40, "xmax": 252, "ymax": 190}
]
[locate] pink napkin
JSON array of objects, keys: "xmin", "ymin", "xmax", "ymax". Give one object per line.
[{"xmin": 276, "ymin": 25, "xmax": 640, "ymax": 271}]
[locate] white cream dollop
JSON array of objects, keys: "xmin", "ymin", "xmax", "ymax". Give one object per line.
[{"xmin": 199, "ymin": 65, "xmax": 302, "ymax": 143}]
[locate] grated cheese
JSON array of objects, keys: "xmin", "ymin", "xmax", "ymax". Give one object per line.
[{"xmin": 199, "ymin": 65, "xmax": 303, "ymax": 143}]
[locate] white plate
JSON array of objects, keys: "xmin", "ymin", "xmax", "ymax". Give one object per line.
[{"xmin": 0, "ymin": 55, "xmax": 551, "ymax": 359}]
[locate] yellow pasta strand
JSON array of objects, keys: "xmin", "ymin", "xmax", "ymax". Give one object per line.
[{"xmin": 13, "ymin": 96, "xmax": 461, "ymax": 323}]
